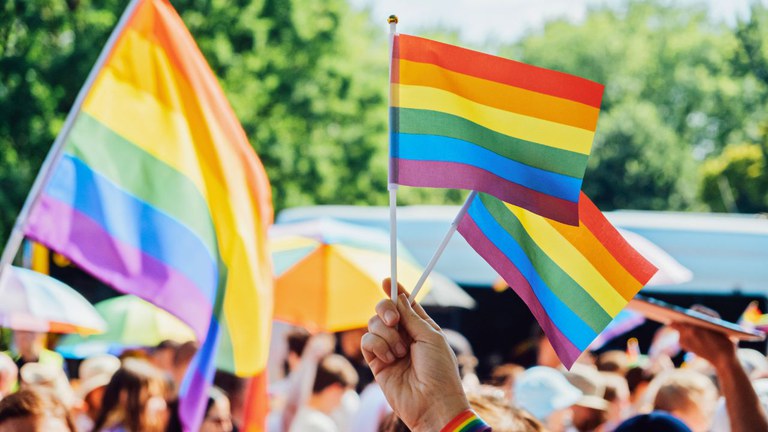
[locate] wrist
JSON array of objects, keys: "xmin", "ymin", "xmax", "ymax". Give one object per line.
[
  {"xmin": 712, "ymin": 349, "xmax": 740, "ymax": 373},
  {"xmin": 410, "ymin": 394, "xmax": 470, "ymax": 432},
  {"xmin": 440, "ymin": 409, "xmax": 491, "ymax": 432}
]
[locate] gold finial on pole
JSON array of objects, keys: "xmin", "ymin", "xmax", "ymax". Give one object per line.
[{"xmin": 387, "ymin": 15, "xmax": 399, "ymax": 24}]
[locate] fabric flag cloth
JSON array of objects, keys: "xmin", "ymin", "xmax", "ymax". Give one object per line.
[
  {"xmin": 457, "ymin": 192, "xmax": 657, "ymax": 368},
  {"xmin": 739, "ymin": 301, "xmax": 764, "ymax": 329},
  {"xmin": 738, "ymin": 301, "xmax": 768, "ymax": 331},
  {"xmin": 241, "ymin": 371, "xmax": 269, "ymax": 432},
  {"xmin": 390, "ymin": 34, "xmax": 604, "ymax": 225},
  {"xmin": 22, "ymin": 0, "xmax": 273, "ymax": 430}
]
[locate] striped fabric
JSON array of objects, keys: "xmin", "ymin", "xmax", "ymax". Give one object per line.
[
  {"xmin": 390, "ymin": 34, "xmax": 604, "ymax": 225},
  {"xmin": 440, "ymin": 410, "xmax": 492, "ymax": 432},
  {"xmin": 457, "ymin": 192, "xmax": 657, "ymax": 367},
  {"xmin": 23, "ymin": 0, "xmax": 273, "ymax": 430}
]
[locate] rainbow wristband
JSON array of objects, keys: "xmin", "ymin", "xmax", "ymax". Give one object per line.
[{"xmin": 440, "ymin": 409, "xmax": 492, "ymax": 432}]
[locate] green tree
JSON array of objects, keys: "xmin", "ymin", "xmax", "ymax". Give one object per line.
[
  {"xmin": 0, "ymin": 0, "xmax": 120, "ymax": 243},
  {"xmin": 0, "ymin": 0, "xmax": 392, "ymax": 242},
  {"xmin": 503, "ymin": 1, "xmax": 756, "ymax": 210},
  {"xmin": 700, "ymin": 143, "xmax": 768, "ymax": 213}
]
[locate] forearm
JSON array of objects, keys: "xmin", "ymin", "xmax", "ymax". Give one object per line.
[{"xmin": 716, "ymin": 355, "xmax": 768, "ymax": 432}]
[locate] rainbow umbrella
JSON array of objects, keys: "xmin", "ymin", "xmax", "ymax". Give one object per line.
[
  {"xmin": 0, "ymin": 266, "xmax": 106, "ymax": 334},
  {"xmin": 271, "ymin": 219, "xmax": 430, "ymax": 332},
  {"xmin": 56, "ymin": 295, "xmax": 196, "ymax": 358}
]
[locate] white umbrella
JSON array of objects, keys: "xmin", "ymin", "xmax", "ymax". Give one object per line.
[
  {"xmin": 421, "ymin": 272, "xmax": 476, "ymax": 309},
  {"xmin": 0, "ymin": 266, "xmax": 106, "ymax": 334},
  {"xmin": 617, "ymin": 229, "xmax": 693, "ymax": 286}
]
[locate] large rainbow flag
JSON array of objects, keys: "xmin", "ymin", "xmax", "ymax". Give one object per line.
[
  {"xmin": 22, "ymin": 0, "xmax": 273, "ymax": 429},
  {"xmin": 457, "ymin": 192, "xmax": 657, "ymax": 367},
  {"xmin": 390, "ymin": 34, "xmax": 604, "ymax": 225}
]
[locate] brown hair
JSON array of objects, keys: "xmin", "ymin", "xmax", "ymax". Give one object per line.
[
  {"xmin": 92, "ymin": 359, "xmax": 168, "ymax": 432},
  {"xmin": 379, "ymin": 391, "xmax": 550, "ymax": 432},
  {"xmin": 467, "ymin": 391, "xmax": 549, "ymax": 432},
  {"xmin": 312, "ymin": 354, "xmax": 358, "ymax": 394},
  {"xmin": 0, "ymin": 388, "xmax": 76, "ymax": 431}
]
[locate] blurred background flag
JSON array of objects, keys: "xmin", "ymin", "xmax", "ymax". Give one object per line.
[
  {"xmin": 19, "ymin": 0, "xmax": 273, "ymax": 429},
  {"xmin": 390, "ymin": 34, "xmax": 604, "ymax": 225},
  {"xmin": 457, "ymin": 192, "xmax": 657, "ymax": 368}
]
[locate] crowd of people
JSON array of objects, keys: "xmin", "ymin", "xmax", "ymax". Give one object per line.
[{"xmin": 1, "ymin": 280, "xmax": 768, "ymax": 431}]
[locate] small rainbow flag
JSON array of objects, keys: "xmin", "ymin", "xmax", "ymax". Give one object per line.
[
  {"xmin": 457, "ymin": 192, "xmax": 657, "ymax": 367},
  {"xmin": 739, "ymin": 301, "xmax": 763, "ymax": 328},
  {"xmin": 23, "ymin": 0, "xmax": 273, "ymax": 429},
  {"xmin": 390, "ymin": 34, "xmax": 604, "ymax": 225}
]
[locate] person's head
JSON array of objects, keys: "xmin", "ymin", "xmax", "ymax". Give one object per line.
[
  {"xmin": 285, "ymin": 328, "xmax": 310, "ymax": 374},
  {"xmin": 310, "ymin": 354, "xmax": 358, "ymax": 414},
  {"xmin": 0, "ymin": 388, "xmax": 76, "ymax": 432},
  {"xmin": 601, "ymin": 372, "xmax": 631, "ymax": 425},
  {"xmin": 597, "ymin": 350, "xmax": 630, "ymax": 376},
  {"xmin": 339, "ymin": 328, "xmax": 367, "ymax": 362},
  {"xmin": 564, "ymin": 365, "xmax": 609, "ymax": 432},
  {"xmin": 625, "ymin": 366, "xmax": 655, "ymax": 407},
  {"xmin": 614, "ymin": 411, "xmax": 692, "ymax": 432},
  {"xmin": 467, "ymin": 390, "xmax": 547, "ymax": 432},
  {"xmin": 0, "ymin": 353, "xmax": 18, "ymax": 398},
  {"xmin": 12, "ymin": 330, "xmax": 45, "ymax": 359},
  {"xmin": 489, "ymin": 363, "xmax": 524, "ymax": 402},
  {"xmin": 77, "ymin": 354, "xmax": 121, "ymax": 420},
  {"xmin": 444, "ymin": 329, "xmax": 479, "ymax": 381},
  {"xmin": 150, "ymin": 340, "xmax": 180, "ymax": 373},
  {"xmin": 514, "ymin": 366, "xmax": 582, "ymax": 432},
  {"xmin": 200, "ymin": 386, "xmax": 232, "ymax": 432},
  {"xmin": 92, "ymin": 359, "xmax": 169, "ymax": 432},
  {"xmin": 172, "ymin": 341, "xmax": 198, "ymax": 387},
  {"xmin": 650, "ymin": 370, "xmax": 718, "ymax": 432},
  {"xmin": 19, "ymin": 362, "xmax": 77, "ymax": 409}
]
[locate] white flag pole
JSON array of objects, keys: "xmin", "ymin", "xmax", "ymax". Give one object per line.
[
  {"xmin": 387, "ymin": 15, "xmax": 399, "ymax": 302},
  {"xmin": 408, "ymin": 190, "xmax": 478, "ymax": 303},
  {"xmin": 0, "ymin": 0, "xmax": 144, "ymax": 277}
]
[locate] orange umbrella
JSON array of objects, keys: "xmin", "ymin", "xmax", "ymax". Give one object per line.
[{"xmin": 270, "ymin": 219, "xmax": 430, "ymax": 332}]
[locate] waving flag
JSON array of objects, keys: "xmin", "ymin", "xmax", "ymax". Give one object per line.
[
  {"xmin": 390, "ymin": 34, "xmax": 604, "ymax": 225},
  {"xmin": 22, "ymin": 0, "xmax": 273, "ymax": 429},
  {"xmin": 457, "ymin": 192, "xmax": 657, "ymax": 367}
]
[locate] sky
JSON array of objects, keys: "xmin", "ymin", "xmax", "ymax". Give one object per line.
[{"xmin": 349, "ymin": 0, "xmax": 761, "ymax": 44}]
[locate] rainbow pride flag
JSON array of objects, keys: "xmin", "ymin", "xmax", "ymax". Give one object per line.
[
  {"xmin": 390, "ymin": 34, "xmax": 604, "ymax": 225},
  {"xmin": 22, "ymin": 0, "xmax": 273, "ymax": 429},
  {"xmin": 457, "ymin": 192, "xmax": 657, "ymax": 367}
]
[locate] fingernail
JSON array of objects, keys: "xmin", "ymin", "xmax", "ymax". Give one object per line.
[
  {"xmin": 384, "ymin": 310, "xmax": 397, "ymax": 325},
  {"xmin": 385, "ymin": 351, "xmax": 395, "ymax": 363},
  {"xmin": 395, "ymin": 342, "xmax": 407, "ymax": 358}
]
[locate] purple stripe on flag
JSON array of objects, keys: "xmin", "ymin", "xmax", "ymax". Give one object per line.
[
  {"xmin": 180, "ymin": 316, "xmax": 221, "ymax": 431},
  {"xmin": 458, "ymin": 215, "xmax": 581, "ymax": 367},
  {"xmin": 25, "ymin": 194, "xmax": 213, "ymax": 340},
  {"xmin": 394, "ymin": 158, "xmax": 579, "ymax": 225}
]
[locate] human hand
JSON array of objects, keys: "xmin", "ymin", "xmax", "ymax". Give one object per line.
[
  {"xmin": 671, "ymin": 323, "xmax": 737, "ymax": 370},
  {"xmin": 361, "ymin": 279, "xmax": 469, "ymax": 432}
]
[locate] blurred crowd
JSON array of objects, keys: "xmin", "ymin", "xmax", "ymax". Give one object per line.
[{"xmin": 1, "ymin": 301, "xmax": 768, "ymax": 431}]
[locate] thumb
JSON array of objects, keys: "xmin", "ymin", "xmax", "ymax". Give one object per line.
[{"xmin": 395, "ymin": 293, "xmax": 439, "ymax": 341}]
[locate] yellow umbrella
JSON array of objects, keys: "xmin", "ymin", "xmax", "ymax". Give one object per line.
[{"xmin": 270, "ymin": 219, "xmax": 430, "ymax": 332}]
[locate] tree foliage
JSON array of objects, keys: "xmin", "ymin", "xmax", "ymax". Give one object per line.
[
  {"xmin": 503, "ymin": 0, "xmax": 759, "ymax": 211},
  {"xmin": 4, "ymin": 0, "xmax": 768, "ymax": 246}
]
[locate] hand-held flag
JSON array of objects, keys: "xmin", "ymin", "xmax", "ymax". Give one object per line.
[
  {"xmin": 390, "ymin": 34, "xmax": 604, "ymax": 225},
  {"xmin": 457, "ymin": 192, "xmax": 657, "ymax": 368},
  {"xmin": 22, "ymin": 0, "xmax": 273, "ymax": 429}
]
